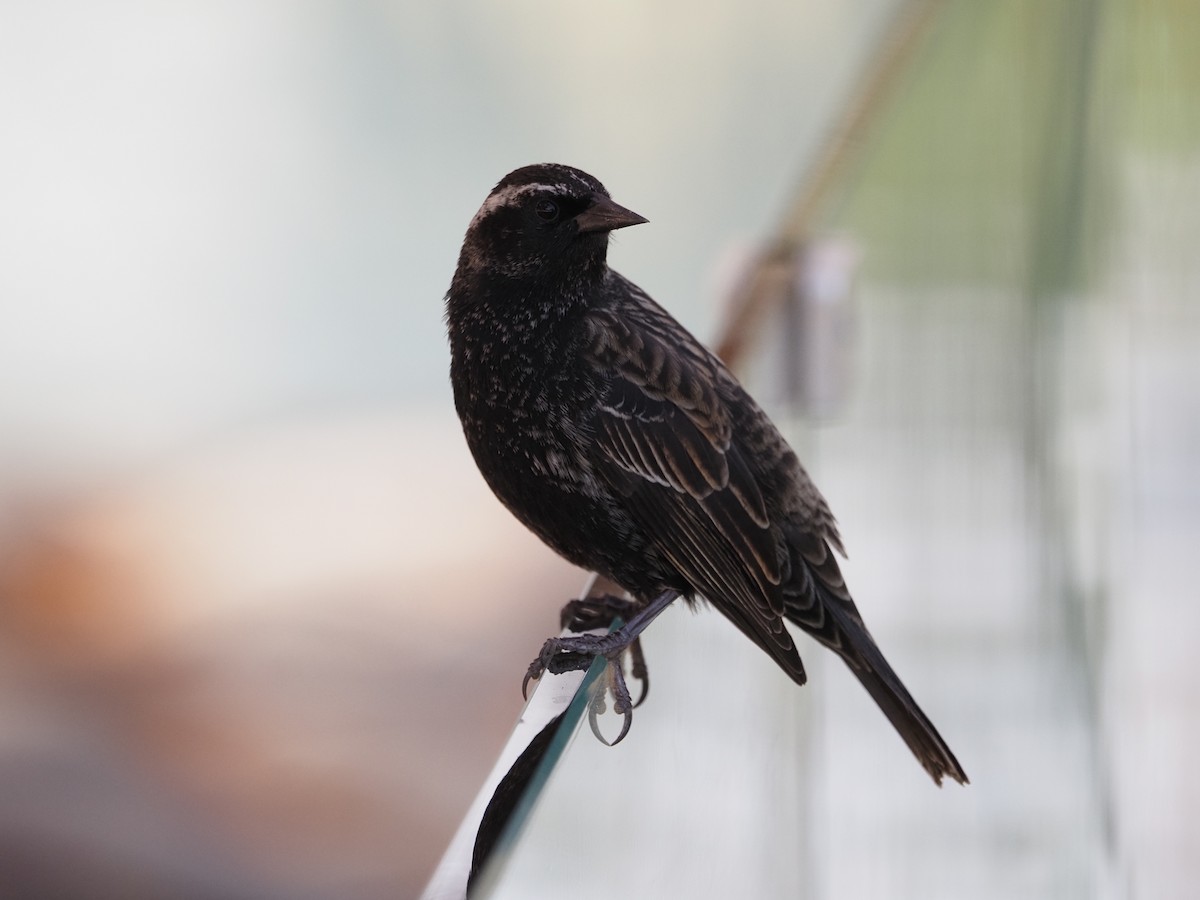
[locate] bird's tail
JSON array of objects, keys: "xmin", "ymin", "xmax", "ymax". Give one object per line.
[
  {"xmin": 784, "ymin": 574, "xmax": 968, "ymax": 785},
  {"xmin": 829, "ymin": 604, "xmax": 969, "ymax": 786}
]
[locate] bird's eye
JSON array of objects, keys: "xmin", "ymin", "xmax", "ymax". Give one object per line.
[{"xmin": 534, "ymin": 199, "xmax": 560, "ymax": 222}]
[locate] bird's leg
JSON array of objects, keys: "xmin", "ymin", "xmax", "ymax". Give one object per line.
[
  {"xmin": 524, "ymin": 590, "xmax": 674, "ymax": 689},
  {"xmin": 557, "ymin": 594, "xmax": 651, "ymax": 707},
  {"xmin": 522, "ymin": 590, "xmax": 679, "ymax": 743}
]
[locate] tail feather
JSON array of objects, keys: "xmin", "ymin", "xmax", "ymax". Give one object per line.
[
  {"xmin": 786, "ymin": 582, "xmax": 968, "ymax": 786},
  {"xmin": 838, "ymin": 622, "xmax": 968, "ymax": 786}
]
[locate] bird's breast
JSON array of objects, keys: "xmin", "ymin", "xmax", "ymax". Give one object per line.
[{"xmin": 452, "ymin": 318, "xmax": 603, "ymax": 488}]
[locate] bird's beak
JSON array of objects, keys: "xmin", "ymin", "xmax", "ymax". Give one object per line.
[{"xmin": 574, "ymin": 194, "xmax": 649, "ymax": 234}]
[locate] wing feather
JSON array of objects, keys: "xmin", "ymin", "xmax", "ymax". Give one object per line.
[
  {"xmin": 627, "ymin": 487, "xmax": 806, "ymax": 684},
  {"xmin": 583, "ymin": 304, "xmax": 802, "ymax": 681}
]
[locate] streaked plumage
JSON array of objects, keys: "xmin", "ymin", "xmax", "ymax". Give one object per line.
[{"xmin": 446, "ymin": 163, "xmax": 966, "ymax": 786}]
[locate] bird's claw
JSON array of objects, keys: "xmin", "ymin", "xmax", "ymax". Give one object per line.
[
  {"xmin": 587, "ymin": 656, "xmax": 634, "ymax": 746},
  {"xmin": 522, "ymin": 631, "xmax": 639, "ymax": 745},
  {"xmin": 522, "ymin": 591, "xmax": 662, "ymax": 740},
  {"xmin": 521, "ymin": 659, "xmax": 542, "ymax": 701},
  {"xmin": 521, "ymin": 633, "xmax": 605, "ymax": 700},
  {"xmin": 628, "ymin": 635, "xmax": 650, "ymax": 708}
]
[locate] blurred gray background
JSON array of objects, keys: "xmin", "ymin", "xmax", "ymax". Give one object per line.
[{"xmin": 0, "ymin": 2, "xmax": 1196, "ymax": 899}]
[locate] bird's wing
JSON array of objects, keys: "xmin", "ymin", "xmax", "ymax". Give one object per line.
[{"xmin": 582, "ymin": 303, "xmax": 808, "ymax": 684}]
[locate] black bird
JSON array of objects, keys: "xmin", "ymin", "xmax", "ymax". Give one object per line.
[{"xmin": 446, "ymin": 163, "xmax": 967, "ymax": 786}]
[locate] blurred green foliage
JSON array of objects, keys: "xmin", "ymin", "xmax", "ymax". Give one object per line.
[{"xmin": 835, "ymin": 0, "xmax": 1195, "ymax": 292}]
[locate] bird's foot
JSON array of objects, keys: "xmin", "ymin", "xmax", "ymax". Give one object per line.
[
  {"xmin": 520, "ymin": 606, "xmax": 645, "ymax": 745},
  {"xmin": 521, "ymin": 589, "xmax": 680, "ymax": 745},
  {"xmin": 520, "ymin": 628, "xmax": 628, "ymax": 691},
  {"xmin": 518, "ymin": 631, "xmax": 637, "ymax": 745},
  {"xmin": 522, "ymin": 594, "xmax": 650, "ymax": 700},
  {"xmin": 558, "ymin": 594, "xmax": 650, "ymax": 707}
]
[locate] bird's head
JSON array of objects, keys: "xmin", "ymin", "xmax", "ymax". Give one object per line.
[{"xmin": 455, "ymin": 163, "xmax": 647, "ymax": 281}]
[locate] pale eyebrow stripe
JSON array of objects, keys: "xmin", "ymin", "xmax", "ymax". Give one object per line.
[{"xmin": 469, "ymin": 182, "xmax": 568, "ymax": 227}]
